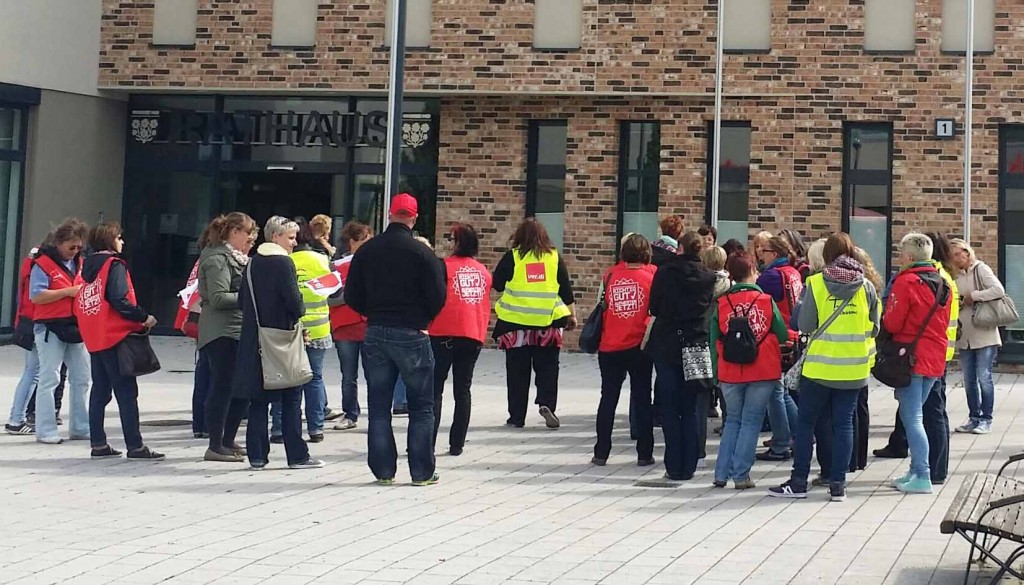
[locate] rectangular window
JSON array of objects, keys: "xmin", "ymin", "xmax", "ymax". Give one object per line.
[
  {"xmin": 999, "ymin": 126, "xmax": 1024, "ymax": 349},
  {"xmin": 384, "ymin": 0, "xmax": 432, "ymax": 48},
  {"xmin": 0, "ymin": 106, "xmax": 27, "ymax": 329},
  {"xmin": 272, "ymin": 0, "xmax": 318, "ymax": 47},
  {"xmin": 533, "ymin": 0, "xmax": 583, "ymax": 50},
  {"xmin": 526, "ymin": 121, "xmax": 568, "ymax": 249},
  {"xmin": 152, "ymin": 0, "xmax": 198, "ymax": 46},
  {"xmin": 723, "ymin": 0, "xmax": 771, "ymax": 52},
  {"xmin": 864, "ymin": 0, "xmax": 915, "ymax": 52},
  {"xmin": 619, "ymin": 122, "xmax": 660, "ymax": 242},
  {"xmin": 706, "ymin": 122, "xmax": 751, "ymax": 246},
  {"xmin": 842, "ymin": 123, "xmax": 893, "ymax": 277},
  {"xmin": 942, "ymin": 0, "xmax": 995, "ymax": 53}
]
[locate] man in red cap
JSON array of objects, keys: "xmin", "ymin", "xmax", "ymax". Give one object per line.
[{"xmin": 344, "ymin": 193, "xmax": 447, "ymax": 486}]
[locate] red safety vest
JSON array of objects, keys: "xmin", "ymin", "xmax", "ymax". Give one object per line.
[
  {"xmin": 715, "ymin": 288, "xmax": 783, "ymax": 384},
  {"xmin": 776, "ymin": 264, "xmax": 805, "ymax": 328},
  {"xmin": 174, "ymin": 260, "xmax": 201, "ymax": 334},
  {"xmin": 31, "ymin": 254, "xmax": 81, "ymax": 322},
  {"xmin": 74, "ymin": 255, "xmax": 145, "ymax": 352},
  {"xmin": 15, "ymin": 255, "xmax": 34, "ymax": 326},
  {"xmin": 429, "ymin": 256, "xmax": 493, "ymax": 343},
  {"xmin": 329, "ymin": 256, "xmax": 366, "ymax": 338},
  {"xmin": 599, "ymin": 262, "xmax": 656, "ymax": 353}
]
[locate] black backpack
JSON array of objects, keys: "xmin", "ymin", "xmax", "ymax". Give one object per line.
[{"xmin": 722, "ymin": 294, "xmax": 764, "ymax": 364}]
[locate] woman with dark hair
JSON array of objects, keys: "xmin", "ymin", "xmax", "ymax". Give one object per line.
[
  {"xmin": 493, "ymin": 218, "xmax": 577, "ymax": 429},
  {"xmin": 30, "ymin": 218, "xmax": 91, "ymax": 445},
  {"xmin": 428, "ymin": 223, "xmax": 492, "ymax": 455},
  {"xmin": 779, "ymin": 229, "xmax": 810, "ymax": 281},
  {"xmin": 722, "ymin": 239, "xmax": 745, "ymax": 257},
  {"xmin": 235, "ymin": 216, "xmax": 324, "ymax": 470},
  {"xmin": 267, "ymin": 217, "xmax": 332, "ymax": 443},
  {"xmin": 592, "ymin": 233, "xmax": 657, "ymax": 467},
  {"xmin": 698, "ymin": 224, "xmax": 718, "ymax": 249},
  {"xmin": 329, "ymin": 221, "xmax": 373, "ymax": 431},
  {"xmin": 644, "ymin": 231, "xmax": 716, "ymax": 481},
  {"xmin": 198, "ymin": 212, "xmax": 257, "ymax": 462},
  {"xmin": 75, "ymin": 222, "xmax": 163, "ymax": 460}
]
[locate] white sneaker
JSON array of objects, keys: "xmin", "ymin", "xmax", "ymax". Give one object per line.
[
  {"xmin": 955, "ymin": 418, "xmax": 978, "ymax": 433},
  {"xmin": 973, "ymin": 420, "xmax": 993, "ymax": 435},
  {"xmin": 289, "ymin": 459, "xmax": 325, "ymax": 470},
  {"xmin": 333, "ymin": 419, "xmax": 357, "ymax": 431},
  {"xmin": 696, "ymin": 458, "xmax": 707, "ymax": 469},
  {"xmin": 37, "ymin": 435, "xmax": 63, "ymax": 445}
]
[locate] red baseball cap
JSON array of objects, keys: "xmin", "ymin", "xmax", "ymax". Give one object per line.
[{"xmin": 391, "ymin": 193, "xmax": 418, "ymax": 217}]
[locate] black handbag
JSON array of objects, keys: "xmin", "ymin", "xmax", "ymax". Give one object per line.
[
  {"xmin": 872, "ymin": 279, "xmax": 947, "ymax": 389},
  {"xmin": 579, "ymin": 273, "xmax": 611, "ymax": 354},
  {"xmin": 11, "ymin": 318, "xmax": 34, "ymax": 351},
  {"xmin": 117, "ymin": 333, "xmax": 162, "ymax": 377}
]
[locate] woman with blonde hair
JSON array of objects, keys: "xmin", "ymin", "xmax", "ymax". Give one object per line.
[{"xmin": 309, "ymin": 214, "xmax": 336, "ymax": 257}]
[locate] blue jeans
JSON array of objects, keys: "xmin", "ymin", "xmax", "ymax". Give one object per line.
[
  {"xmin": 394, "ymin": 378, "xmax": 408, "ymax": 409},
  {"xmin": 89, "ymin": 348, "xmax": 143, "ymax": 451},
  {"xmin": 896, "ymin": 375, "xmax": 938, "ymax": 480},
  {"xmin": 336, "ymin": 340, "xmax": 362, "ymax": 422},
  {"xmin": 192, "ymin": 348, "xmax": 210, "ymax": 434},
  {"xmin": 791, "ymin": 378, "xmax": 859, "ymax": 486},
  {"xmin": 272, "ymin": 346, "xmax": 328, "ymax": 436},
  {"xmin": 767, "ymin": 383, "xmax": 798, "ymax": 455},
  {"xmin": 716, "ymin": 381, "xmax": 777, "ymax": 482},
  {"xmin": 654, "ymin": 359, "xmax": 699, "ymax": 480},
  {"xmin": 7, "ymin": 347, "xmax": 39, "ymax": 425},
  {"xmin": 33, "ymin": 328, "xmax": 91, "ymax": 441},
  {"xmin": 961, "ymin": 345, "xmax": 998, "ymax": 422},
  {"xmin": 362, "ymin": 325, "xmax": 436, "ymax": 482}
]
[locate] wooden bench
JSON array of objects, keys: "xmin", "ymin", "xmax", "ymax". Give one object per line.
[{"xmin": 941, "ymin": 453, "xmax": 1024, "ymax": 584}]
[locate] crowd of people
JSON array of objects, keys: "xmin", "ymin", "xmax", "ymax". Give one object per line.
[{"xmin": 3, "ymin": 195, "xmax": 1011, "ymax": 497}]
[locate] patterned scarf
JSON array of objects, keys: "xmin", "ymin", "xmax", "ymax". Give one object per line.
[
  {"xmin": 225, "ymin": 242, "xmax": 250, "ymax": 266},
  {"xmin": 824, "ymin": 254, "xmax": 864, "ymax": 283}
]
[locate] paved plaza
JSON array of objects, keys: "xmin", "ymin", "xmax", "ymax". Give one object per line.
[{"xmin": 0, "ymin": 338, "xmax": 1022, "ymax": 585}]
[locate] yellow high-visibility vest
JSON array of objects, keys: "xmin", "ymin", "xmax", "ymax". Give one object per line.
[
  {"xmin": 801, "ymin": 274, "xmax": 875, "ymax": 382},
  {"xmin": 291, "ymin": 250, "xmax": 332, "ymax": 341},
  {"xmin": 935, "ymin": 262, "xmax": 959, "ymax": 362},
  {"xmin": 494, "ymin": 249, "xmax": 571, "ymax": 327}
]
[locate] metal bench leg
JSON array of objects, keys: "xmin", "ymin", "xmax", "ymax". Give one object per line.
[{"xmin": 987, "ymin": 544, "xmax": 1024, "ymax": 583}]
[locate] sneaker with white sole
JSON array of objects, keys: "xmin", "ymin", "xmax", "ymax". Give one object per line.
[
  {"xmin": 289, "ymin": 458, "xmax": 325, "ymax": 470},
  {"xmin": 768, "ymin": 480, "xmax": 808, "ymax": 499},
  {"xmin": 333, "ymin": 418, "xmax": 357, "ymax": 431},
  {"xmin": 37, "ymin": 435, "xmax": 63, "ymax": 445},
  {"xmin": 4, "ymin": 423, "xmax": 34, "ymax": 435},
  {"xmin": 897, "ymin": 475, "xmax": 933, "ymax": 494},
  {"xmin": 955, "ymin": 418, "xmax": 979, "ymax": 433},
  {"xmin": 829, "ymin": 482, "xmax": 847, "ymax": 502},
  {"xmin": 539, "ymin": 406, "xmax": 560, "ymax": 429},
  {"xmin": 973, "ymin": 420, "xmax": 993, "ymax": 434},
  {"xmin": 890, "ymin": 471, "xmax": 914, "ymax": 489}
]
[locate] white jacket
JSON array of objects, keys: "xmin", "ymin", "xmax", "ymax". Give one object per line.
[{"xmin": 954, "ymin": 260, "xmax": 1004, "ymax": 350}]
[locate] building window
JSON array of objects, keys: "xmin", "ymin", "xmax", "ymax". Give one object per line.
[
  {"xmin": 526, "ymin": 120, "xmax": 568, "ymax": 249},
  {"xmin": 842, "ymin": 123, "xmax": 893, "ymax": 277},
  {"xmin": 533, "ymin": 0, "xmax": 583, "ymax": 50},
  {"xmin": 0, "ymin": 105, "xmax": 27, "ymax": 329},
  {"xmin": 999, "ymin": 125, "xmax": 1024, "ymax": 350},
  {"xmin": 384, "ymin": 0, "xmax": 432, "ymax": 48},
  {"xmin": 272, "ymin": 0, "xmax": 318, "ymax": 48},
  {"xmin": 864, "ymin": 0, "xmax": 915, "ymax": 52},
  {"xmin": 723, "ymin": 0, "xmax": 771, "ymax": 52},
  {"xmin": 942, "ymin": 0, "xmax": 995, "ymax": 53},
  {"xmin": 619, "ymin": 122, "xmax": 660, "ymax": 241},
  {"xmin": 706, "ymin": 122, "xmax": 751, "ymax": 246},
  {"xmin": 152, "ymin": 0, "xmax": 198, "ymax": 46}
]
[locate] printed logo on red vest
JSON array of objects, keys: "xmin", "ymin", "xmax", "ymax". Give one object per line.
[
  {"xmin": 608, "ymin": 278, "xmax": 646, "ymax": 318},
  {"xmin": 726, "ymin": 301, "xmax": 770, "ymax": 337},
  {"xmin": 525, "ymin": 262, "xmax": 547, "ymax": 283},
  {"xmin": 77, "ymin": 278, "xmax": 104, "ymax": 317},
  {"xmin": 785, "ymin": 270, "xmax": 804, "ymax": 302},
  {"xmin": 452, "ymin": 266, "xmax": 488, "ymax": 304}
]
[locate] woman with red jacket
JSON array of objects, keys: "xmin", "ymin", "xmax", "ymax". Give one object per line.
[
  {"xmin": 883, "ymin": 233, "xmax": 953, "ymax": 495},
  {"xmin": 710, "ymin": 253, "xmax": 789, "ymax": 489},
  {"xmin": 592, "ymin": 234, "xmax": 658, "ymax": 467},
  {"xmin": 428, "ymin": 223, "xmax": 492, "ymax": 456},
  {"xmin": 328, "ymin": 221, "xmax": 373, "ymax": 431},
  {"xmin": 75, "ymin": 222, "xmax": 163, "ymax": 460}
]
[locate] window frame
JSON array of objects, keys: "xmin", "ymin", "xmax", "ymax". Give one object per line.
[
  {"xmin": 151, "ymin": 0, "xmax": 199, "ymax": 48},
  {"xmin": 940, "ymin": 0, "xmax": 996, "ymax": 55},
  {"xmin": 270, "ymin": 0, "xmax": 319, "ymax": 49},
  {"xmin": 862, "ymin": 0, "xmax": 917, "ymax": 55},
  {"xmin": 997, "ymin": 124, "xmax": 1024, "ymax": 361},
  {"xmin": 525, "ymin": 120, "xmax": 569, "ymax": 246},
  {"xmin": 0, "ymin": 99, "xmax": 30, "ymax": 331},
  {"xmin": 704, "ymin": 120, "xmax": 752, "ymax": 230},
  {"xmin": 841, "ymin": 121, "xmax": 894, "ymax": 278},
  {"xmin": 383, "ymin": 0, "xmax": 433, "ymax": 50},
  {"xmin": 721, "ymin": 0, "xmax": 772, "ymax": 54},
  {"xmin": 617, "ymin": 121, "xmax": 661, "ymax": 244},
  {"xmin": 532, "ymin": 0, "xmax": 584, "ymax": 52}
]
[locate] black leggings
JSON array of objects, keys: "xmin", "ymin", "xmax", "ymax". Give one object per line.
[{"xmin": 203, "ymin": 337, "xmax": 247, "ymax": 454}]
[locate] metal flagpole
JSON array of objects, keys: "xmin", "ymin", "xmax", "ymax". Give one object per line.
[
  {"xmin": 383, "ymin": 0, "xmax": 408, "ymax": 232},
  {"xmin": 711, "ymin": 0, "xmax": 725, "ymax": 229},
  {"xmin": 963, "ymin": 0, "xmax": 975, "ymax": 242}
]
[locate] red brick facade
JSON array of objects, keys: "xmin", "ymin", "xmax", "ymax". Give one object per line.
[{"xmin": 99, "ymin": 0, "xmax": 1023, "ymax": 332}]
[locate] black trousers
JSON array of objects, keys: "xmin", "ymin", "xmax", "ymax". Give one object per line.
[
  {"xmin": 28, "ymin": 363, "xmax": 67, "ymax": 416},
  {"xmin": 849, "ymin": 386, "xmax": 870, "ymax": 471},
  {"xmin": 505, "ymin": 345, "xmax": 559, "ymax": 426},
  {"xmin": 595, "ymin": 348, "xmax": 653, "ymax": 461},
  {"xmin": 431, "ymin": 336, "xmax": 482, "ymax": 451},
  {"xmin": 884, "ymin": 376, "xmax": 949, "ymax": 482},
  {"xmin": 247, "ymin": 389, "xmax": 309, "ymax": 466},
  {"xmin": 88, "ymin": 348, "xmax": 143, "ymax": 451},
  {"xmin": 696, "ymin": 388, "xmax": 710, "ymax": 459},
  {"xmin": 202, "ymin": 337, "xmax": 247, "ymax": 453}
]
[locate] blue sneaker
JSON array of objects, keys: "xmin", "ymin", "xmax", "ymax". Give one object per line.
[
  {"xmin": 890, "ymin": 471, "xmax": 914, "ymax": 488},
  {"xmin": 955, "ymin": 418, "xmax": 979, "ymax": 433},
  {"xmin": 897, "ymin": 475, "xmax": 933, "ymax": 494}
]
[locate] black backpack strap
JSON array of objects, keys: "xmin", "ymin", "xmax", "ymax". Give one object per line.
[{"xmin": 908, "ymin": 275, "xmax": 949, "ymax": 352}]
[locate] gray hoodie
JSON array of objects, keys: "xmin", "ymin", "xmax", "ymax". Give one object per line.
[{"xmin": 797, "ymin": 271, "xmax": 880, "ymax": 390}]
